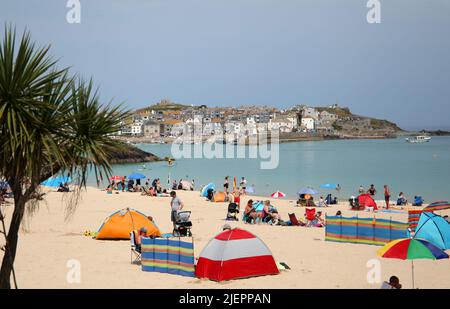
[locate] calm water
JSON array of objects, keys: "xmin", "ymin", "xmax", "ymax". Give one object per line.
[{"xmin": 94, "ymin": 137, "xmax": 450, "ymax": 201}]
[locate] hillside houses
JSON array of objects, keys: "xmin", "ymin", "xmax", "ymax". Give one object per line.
[{"xmin": 118, "ymin": 101, "xmax": 398, "ymax": 140}]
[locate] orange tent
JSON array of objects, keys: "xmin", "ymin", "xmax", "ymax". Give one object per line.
[
  {"xmin": 213, "ymin": 192, "xmax": 227, "ymax": 203},
  {"xmin": 96, "ymin": 208, "xmax": 161, "ymax": 240}
]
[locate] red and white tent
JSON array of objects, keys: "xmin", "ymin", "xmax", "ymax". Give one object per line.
[
  {"xmin": 195, "ymin": 228, "xmax": 279, "ymax": 281},
  {"xmin": 271, "ymin": 191, "xmax": 286, "ymax": 198}
]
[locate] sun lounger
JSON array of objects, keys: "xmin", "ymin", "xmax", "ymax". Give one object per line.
[{"xmin": 288, "ymin": 213, "xmax": 305, "ymax": 226}]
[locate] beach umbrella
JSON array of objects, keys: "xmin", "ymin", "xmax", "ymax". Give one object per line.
[
  {"xmin": 320, "ymin": 183, "xmax": 337, "ymax": 189},
  {"xmin": 424, "ymin": 201, "xmax": 450, "ymax": 212},
  {"xmin": 41, "ymin": 176, "xmax": 71, "ymax": 187},
  {"xmin": 271, "ymin": 191, "xmax": 286, "ymax": 198},
  {"xmin": 109, "ymin": 175, "xmax": 122, "ymax": 181},
  {"xmin": 414, "ymin": 212, "xmax": 450, "ymax": 250},
  {"xmin": 298, "ymin": 187, "xmax": 318, "ymax": 195},
  {"xmin": 377, "ymin": 238, "xmax": 449, "ymax": 288},
  {"xmin": 128, "ymin": 172, "xmax": 145, "ymax": 180}
]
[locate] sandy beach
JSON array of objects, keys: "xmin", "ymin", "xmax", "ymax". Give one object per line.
[{"xmin": 2, "ymin": 187, "xmax": 449, "ymax": 289}]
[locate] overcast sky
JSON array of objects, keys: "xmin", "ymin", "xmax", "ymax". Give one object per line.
[{"xmin": 1, "ymin": 0, "xmax": 449, "ymax": 130}]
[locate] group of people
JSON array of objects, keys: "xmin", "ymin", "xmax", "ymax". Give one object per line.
[
  {"xmin": 243, "ymin": 199, "xmax": 281, "ymax": 225},
  {"xmin": 171, "ymin": 179, "xmax": 195, "ymax": 191},
  {"xmin": 223, "ymin": 176, "xmax": 248, "ymax": 195},
  {"xmin": 106, "ymin": 176, "xmax": 196, "ymax": 197},
  {"xmin": 358, "ymin": 184, "xmax": 411, "ymax": 209}
]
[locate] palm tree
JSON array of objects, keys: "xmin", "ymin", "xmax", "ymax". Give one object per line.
[{"xmin": 0, "ymin": 26, "xmax": 129, "ymax": 288}]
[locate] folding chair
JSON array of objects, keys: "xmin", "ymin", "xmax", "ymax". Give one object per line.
[
  {"xmin": 288, "ymin": 213, "xmax": 305, "ymax": 226},
  {"xmin": 130, "ymin": 231, "xmax": 141, "ymax": 265},
  {"xmin": 305, "ymin": 208, "xmax": 316, "ymax": 227}
]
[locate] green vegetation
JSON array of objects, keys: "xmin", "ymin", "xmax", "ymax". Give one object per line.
[
  {"xmin": 332, "ymin": 122, "xmax": 343, "ymax": 131},
  {"xmin": 0, "ymin": 27, "xmax": 129, "ymax": 288}
]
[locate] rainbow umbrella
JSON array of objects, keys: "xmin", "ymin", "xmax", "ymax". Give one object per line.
[
  {"xmin": 424, "ymin": 201, "xmax": 450, "ymax": 212},
  {"xmin": 377, "ymin": 238, "xmax": 449, "ymax": 288}
]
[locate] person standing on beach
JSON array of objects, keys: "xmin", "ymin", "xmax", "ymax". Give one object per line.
[
  {"xmin": 121, "ymin": 176, "xmax": 126, "ymax": 192},
  {"xmin": 368, "ymin": 184, "xmax": 377, "ymax": 196},
  {"xmin": 170, "ymin": 191, "xmax": 184, "ymax": 230},
  {"xmin": 358, "ymin": 185, "xmax": 364, "ymax": 194},
  {"xmin": 224, "ymin": 176, "xmax": 229, "ymax": 194},
  {"xmin": 384, "ymin": 185, "xmax": 390, "ymax": 209},
  {"xmin": 240, "ymin": 177, "xmax": 247, "ymax": 194}
]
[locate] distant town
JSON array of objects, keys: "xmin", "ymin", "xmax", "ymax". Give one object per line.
[{"xmin": 116, "ymin": 99, "xmax": 403, "ymax": 144}]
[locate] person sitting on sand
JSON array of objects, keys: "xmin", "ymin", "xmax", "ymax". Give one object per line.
[
  {"xmin": 381, "ymin": 276, "xmax": 402, "ymax": 289},
  {"xmin": 127, "ymin": 179, "xmax": 135, "ymax": 192},
  {"xmin": 312, "ymin": 211, "xmax": 325, "ymax": 227},
  {"xmin": 156, "ymin": 179, "xmax": 162, "ymax": 193},
  {"xmin": 57, "ymin": 182, "xmax": 69, "ymax": 192},
  {"xmin": 262, "ymin": 200, "xmax": 281, "ymax": 224},
  {"xmin": 318, "ymin": 196, "xmax": 328, "ymax": 207},
  {"xmin": 134, "ymin": 227, "xmax": 149, "ymax": 252},
  {"xmin": 171, "ymin": 180, "xmax": 178, "ymax": 190},
  {"xmin": 148, "ymin": 186, "xmax": 156, "ymax": 197},
  {"xmin": 244, "ymin": 199, "xmax": 260, "ymax": 224},
  {"xmin": 396, "ymin": 192, "xmax": 408, "ymax": 206},
  {"xmin": 336, "ymin": 210, "xmax": 342, "ymax": 216}
]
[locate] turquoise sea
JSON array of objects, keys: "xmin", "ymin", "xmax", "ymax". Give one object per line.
[{"xmin": 97, "ymin": 137, "xmax": 450, "ymax": 202}]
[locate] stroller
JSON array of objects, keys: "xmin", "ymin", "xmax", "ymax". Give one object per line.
[
  {"xmin": 226, "ymin": 202, "xmax": 239, "ymax": 221},
  {"xmin": 173, "ymin": 211, "xmax": 193, "ymax": 237}
]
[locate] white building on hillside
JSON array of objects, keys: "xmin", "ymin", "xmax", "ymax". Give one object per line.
[{"xmin": 301, "ymin": 118, "xmax": 315, "ymax": 132}]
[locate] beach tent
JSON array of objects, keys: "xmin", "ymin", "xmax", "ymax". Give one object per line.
[
  {"xmin": 96, "ymin": 208, "xmax": 161, "ymax": 240},
  {"xmin": 201, "ymin": 183, "xmax": 215, "ymax": 197},
  {"xmin": 41, "ymin": 176, "xmax": 71, "ymax": 187},
  {"xmin": 414, "ymin": 212, "xmax": 450, "ymax": 250},
  {"xmin": 213, "ymin": 192, "xmax": 227, "ymax": 202},
  {"xmin": 195, "ymin": 228, "xmax": 279, "ymax": 281},
  {"xmin": 358, "ymin": 193, "xmax": 378, "ymax": 210}
]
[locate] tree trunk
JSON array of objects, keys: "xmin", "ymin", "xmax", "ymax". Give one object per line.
[{"xmin": 0, "ymin": 193, "xmax": 26, "ymax": 289}]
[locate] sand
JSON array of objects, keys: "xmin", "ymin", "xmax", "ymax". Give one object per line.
[{"xmin": 1, "ymin": 187, "xmax": 449, "ymax": 289}]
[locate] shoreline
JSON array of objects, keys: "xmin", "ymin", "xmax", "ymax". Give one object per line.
[{"xmin": 117, "ymin": 133, "xmax": 401, "ymax": 146}]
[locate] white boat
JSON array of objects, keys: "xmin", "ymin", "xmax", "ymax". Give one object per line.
[{"xmin": 405, "ymin": 135, "xmax": 431, "ymax": 143}]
